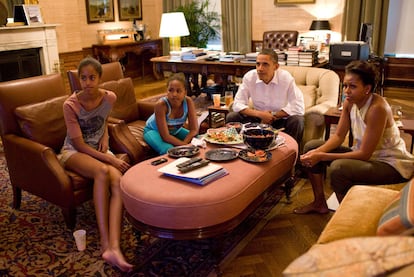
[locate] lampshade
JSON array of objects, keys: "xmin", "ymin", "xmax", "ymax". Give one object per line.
[
  {"xmin": 309, "ymin": 20, "xmax": 331, "ymax": 31},
  {"xmin": 159, "ymin": 12, "xmax": 189, "ymax": 52}
]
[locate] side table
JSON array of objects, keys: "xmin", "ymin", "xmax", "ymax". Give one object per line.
[
  {"xmin": 401, "ymin": 119, "xmax": 414, "ymax": 153},
  {"xmin": 208, "ymin": 105, "xmax": 230, "ymax": 128},
  {"xmin": 324, "ymin": 106, "xmax": 353, "ymax": 147}
]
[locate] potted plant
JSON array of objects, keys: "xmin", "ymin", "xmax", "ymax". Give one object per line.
[{"xmin": 174, "ymin": 0, "xmax": 220, "ymax": 49}]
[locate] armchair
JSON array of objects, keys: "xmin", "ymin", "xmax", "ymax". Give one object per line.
[
  {"xmin": 263, "ymin": 30, "xmax": 299, "ymax": 51},
  {"xmin": 281, "ymin": 66, "xmax": 340, "ymax": 151},
  {"xmin": 0, "ymin": 73, "xmax": 129, "ymax": 229}
]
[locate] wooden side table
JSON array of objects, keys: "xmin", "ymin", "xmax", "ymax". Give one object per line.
[
  {"xmin": 324, "ymin": 106, "xmax": 353, "ymax": 147},
  {"xmin": 401, "ymin": 119, "xmax": 414, "ymax": 153},
  {"xmin": 208, "ymin": 105, "xmax": 230, "ymax": 128}
]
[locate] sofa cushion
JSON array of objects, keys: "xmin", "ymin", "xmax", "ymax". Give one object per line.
[
  {"xmin": 14, "ymin": 95, "xmax": 68, "ymax": 152},
  {"xmin": 283, "ymin": 236, "xmax": 414, "ymax": 277},
  {"xmin": 317, "ymin": 185, "xmax": 399, "ymax": 244},
  {"xmin": 298, "ymin": 85, "xmax": 316, "ymax": 110},
  {"xmin": 377, "ymin": 178, "xmax": 414, "ymax": 235},
  {"xmin": 100, "ymin": 77, "xmax": 139, "ymax": 123}
]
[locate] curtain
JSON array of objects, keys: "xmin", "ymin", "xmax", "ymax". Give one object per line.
[
  {"xmin": 221, "ymin": 0, "xmax": 252, "ymax": 53},
  {"xmin": 163, "ymin": 0, "xmax": 193, "ymax": 12},
  {"xmin": 341, "ymin": 0, "xmax": 389, "ymax": 56}
]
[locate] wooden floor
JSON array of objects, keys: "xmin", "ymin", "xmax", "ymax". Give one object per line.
[{"xmin": 133, "ymin": 75, "xmax": 414, "ymax": 277}]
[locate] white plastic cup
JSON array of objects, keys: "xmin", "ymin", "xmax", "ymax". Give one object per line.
[
  {"xmin": 73, "ymin": 229, "xmax": 86, "ymax": 251},
  {"xmin": 213, "ymin": 93, "xmax": 221, "ymax": 107}
]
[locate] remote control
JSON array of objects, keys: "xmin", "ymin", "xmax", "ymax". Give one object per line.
[
  {"xmin": 176, "ymin": 157, "xmax": 202, "ymax": 168},
  {"xmin": 151, "ymin": 158, "xmax": 168, "ymax": 166},
  {"xmin": 178, "ymin": 159, "xmax": 210, "ymax": 173}
]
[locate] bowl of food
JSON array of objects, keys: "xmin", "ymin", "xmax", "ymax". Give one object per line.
[
  {"xmin": 243, "ymin": 128, "xmax": 277, "ymax": 150},
  {"xmin": 225, "ymin": 122, "xmax": 243, "ymax": 133}
]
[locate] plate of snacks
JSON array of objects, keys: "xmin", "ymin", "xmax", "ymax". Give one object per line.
[
  {"xmin": 167, "ymin": 145, "xmax": 200, "ymax": 158},
  {"xmin": 204, "ymin": 127, "xmax": 243, "ymax": 145},
  {"xmin": 238, "ymin": 149, "xmax": 272, "ymax": 163}
]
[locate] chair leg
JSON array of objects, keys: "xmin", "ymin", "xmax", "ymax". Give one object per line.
[
  {"xmin": 61, "ymin": 207, "xmax": 77, "ymax": 230},
  {"xmin": 12, "ymin": 186, "xmax": 22, "ymax": 209}
]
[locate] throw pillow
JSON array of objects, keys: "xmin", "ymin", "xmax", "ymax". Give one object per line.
[
  {"xmin": 377, "ymin": 178, "xmax": 414, "ymax": 236},
  {"xmin": 100, "ymin": 77, "xmax": 139, "ymax": 123},
  {"xmin": 283, "ymin": 236, "xmax": 414, "ymax": 277},
  {"xmin": 298, "ymin": 85, "xmax": 316, "ymax": 109},
  {"xmin": 14, "ymin": 95, "xmax": 68, "ymax": 152}
]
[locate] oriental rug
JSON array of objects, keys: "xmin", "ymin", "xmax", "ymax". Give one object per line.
[{"xmin": 0, "ymin": 154, "xmax": 292, "ymax": 277}]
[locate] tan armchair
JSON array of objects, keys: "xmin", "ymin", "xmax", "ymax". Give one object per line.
[
  {"xmin": 281, "ymin": 66, "xmax": 340, "ymax": 151},
  {"xmin": 0, "ymin": 73, "xmax": 129, "ymax": 229},
  {"xmin": 263, "ymin": 30, "xmax": 299, "ymax": 51},
  {"xmin": 67, "ymin": 62, "xmax": 158, "ymax": 164}
]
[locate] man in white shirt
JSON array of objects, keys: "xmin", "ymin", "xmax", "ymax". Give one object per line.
[{"xmin": 226, "ymin": 49, "xmax": 305, "ymax": 144}]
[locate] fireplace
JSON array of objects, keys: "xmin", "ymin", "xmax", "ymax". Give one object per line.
[
  {"xmin": 0, "ymin": 48, "xmax": 42, "ymax": 82},
  {"xmin": 0, "ymin": 24, "xmax": 59, "ymax": 81}
]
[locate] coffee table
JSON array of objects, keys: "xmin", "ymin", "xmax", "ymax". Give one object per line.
[{"xmin": 120, "ymin": 132, "xmax": 298, "ymax": 240}]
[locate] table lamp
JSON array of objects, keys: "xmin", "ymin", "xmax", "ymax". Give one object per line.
[
  {"xmin": 309, "ymin": 20, "xmax": 331, "ymax": 31},
  {"xmin": 159, "ymin": 12, "xmax": 190, "ymax": 53}
]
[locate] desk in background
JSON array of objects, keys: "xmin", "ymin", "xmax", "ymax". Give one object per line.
[
  {"xmin": 92, "ymin": 39, "xmax": 162, "ymax": 79},
  {"xmin": 151, "ymin": 56, "xmax": 329, "ymax": 96},
  {"xmin": 151, "ymin": 56, "xmax": 256, "ymax": 96}
]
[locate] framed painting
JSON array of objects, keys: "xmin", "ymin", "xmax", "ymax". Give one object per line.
[
  {"xmin": 275, "ymin": 0, "xmax": 315, "ymax": 4},
  {"xmin": 85, "ymin": 0, "xmax": 115, "ymax": 24},
  {"xmin": 118, "ymin": 0, "xmax": 142, "ymax": 21}
]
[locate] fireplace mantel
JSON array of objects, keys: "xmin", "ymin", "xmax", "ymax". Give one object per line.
[{"xmin": 0, "ymin": 24, "xmax": 59, "ymax": 75}]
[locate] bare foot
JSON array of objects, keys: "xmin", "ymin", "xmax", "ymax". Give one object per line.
[
  {"xmin": 102, "ymin": 248, "xmax": 133, "ymax": 272},
  {"xmin": 293, "ymin": 202, "xmax": 329, "ymax": 214}
]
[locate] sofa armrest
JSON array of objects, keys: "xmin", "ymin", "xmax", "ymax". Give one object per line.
[
  {"xmin": 3, "ymin": 134, "xmax": 73, "ymax": 202},
  {"xmin": 108, "ymin": 116, "xmax": 125, "ymax": 124},
  {"xmin": 306, "ymin": 102, "xmax": 336, "ymax": 115},
  {"xmin": 108, "ymin": 121, "xmax": 145, "ymax": 164},
  {"xmin": 137, "ymin": 100, "xmax": 156, "ymax": 121},
  {"xmin": 316, "ymin": 185, "xmax": 399, "ymax": 244}
]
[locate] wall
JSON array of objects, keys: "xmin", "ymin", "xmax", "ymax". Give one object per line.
[
  {"xmin": 37, "ymin": 0, "xmax": 344, "ymax": 54},
  {"xmin": 252, "ymin": 0, "xmax": 344, "ymax": 43},
  {"xmin": 38, "ymin": 0, "xmax": 163, "ymax": 53}
]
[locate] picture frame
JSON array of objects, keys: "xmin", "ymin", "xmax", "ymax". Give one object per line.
[
  {"xmin": 118, "ymin": 0, "xmax": 142, "ymax": 21},
  {"xmin": 85, "ymin": 0, "xmax": 115, "ymax": 24},
  {"xmin": 13, "ymin": 4, "xmax": 43, "ymax": 25},
  {"xmin": 275, "ymin": 0, "xmax": 315, "ymax": 4}
]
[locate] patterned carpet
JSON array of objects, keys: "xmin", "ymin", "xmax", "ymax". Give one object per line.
[{"xmin": 0, "ymin": 151, "xmax": 290, "ymax": 276}]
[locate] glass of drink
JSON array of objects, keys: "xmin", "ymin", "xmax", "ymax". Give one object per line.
[
  {"xmin": 213, "ymin": 93, "xmax": 221, "ymax": 107},
  {"xmin": 225, "ymin": 91, "xmax": 233, "ymax": 107},
  {"xmin": 391, "ymin": 105, "xmax": 402, "ymax": 122}
]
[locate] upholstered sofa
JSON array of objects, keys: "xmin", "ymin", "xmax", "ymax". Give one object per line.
[
  {"xmin": 283, "ymin": 181, "xmax": 414, "ymax": 276},
  {"xmin": 0, "ymin": 73, "xmax": 130, "ymax": 228}
]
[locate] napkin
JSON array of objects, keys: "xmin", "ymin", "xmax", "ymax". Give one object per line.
[{"xmin": 191, "ymin": 137, "xmax": 206, "ymax": 148}]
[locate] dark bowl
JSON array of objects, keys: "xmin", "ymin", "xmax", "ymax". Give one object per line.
[{"xmin": 243, "ymin": 128, "xmax": 276, "ymax": 150}]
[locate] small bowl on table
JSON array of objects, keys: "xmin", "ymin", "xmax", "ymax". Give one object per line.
[
  {"xmin": 225, "ymin": 122, "xmax": 242, "ymax": 133},
  {"xmin": 243, "ymin": 128, "xmax": 277, "ymax": 150}
]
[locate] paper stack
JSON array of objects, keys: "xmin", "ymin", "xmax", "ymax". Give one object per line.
[{"xmin": 158, "ymin": 157, "xmax": 228, "ymax": 185}]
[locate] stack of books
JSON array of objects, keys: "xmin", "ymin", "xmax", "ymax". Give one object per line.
[
  {"xmin": 286, "ymin": 46, "xmax": 301, "ymax": 66},
  {"xmin": 276, "ymin": 50, "xmax": 287, "ymax": 65},
  {"xmin": 158, "ymin": 157, "xmax": 228, "ymax": 185},
  {"xmin": 298, "ymin": 50, "xmax": 319, "ymax": 67}
]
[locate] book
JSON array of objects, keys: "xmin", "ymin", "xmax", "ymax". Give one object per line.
[{"xmin": 158, "ymin": 157, "xmax": 228, "ymax": 185}]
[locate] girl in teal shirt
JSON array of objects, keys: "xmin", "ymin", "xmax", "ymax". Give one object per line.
[{"xmin": 144, "ymin": 73, "xmax": 199, "ymax": 154}]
